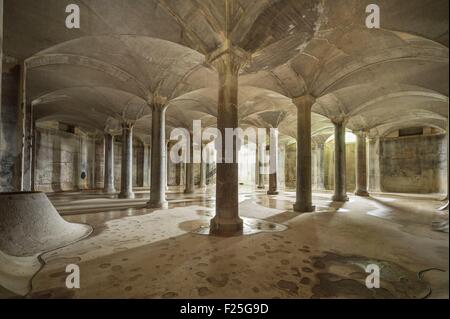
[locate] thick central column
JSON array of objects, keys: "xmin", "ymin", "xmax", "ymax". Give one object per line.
[
  {"xmin": 267, "ymin": 129, "xmax": 280, "ymax": 195},
  {"xmin": 148, "ymin": 103, "xmax": 168, "ymax": 209},
  {"xmin": 332, "ymin": 119, "xmax": 349, "ymax": 202},
  {"xmin": 119, "ymin": 122, "xmax": 135, "ymax": 199},
  {"xmin": 103, "ymin": 133, "xmax": 116, "ymax": 194},
  {"xmin": 184, "ymin": 134, "xmax": 195, "ymax": 194},
  {"xmin": 208, "ymin": 44, "xmax": 247, "ymax": 235},
  {"xmin": 293, "ymin": 95, "xmax": 315, "ymax": 212},
  {"xmin": 354, "ymin": 130, "xmax": 369, "ymax": 197}
]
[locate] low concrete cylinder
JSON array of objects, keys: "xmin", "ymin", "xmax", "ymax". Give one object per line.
[{"xmin": 0, "ymin": 192, "xmax": 92, "ymax": 257}]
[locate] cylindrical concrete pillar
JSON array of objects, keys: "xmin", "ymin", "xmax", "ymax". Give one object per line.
[
  {"xmin": 293, "ymin": 95, "xmax": 315, "ymax": 212},
  {"xmin": 354, "ymin": 130, "xmax": 369, "ymax": 197},
  {"xmin": 103, "ymin": 133, "xmax": 116, "ymax": 194},
  {"xmin": 257, "ymin": 138, "xmax": 265, "ymax": 189},
  {"xmin": 185, "ymin": 134, "xmax": 195, "ymax": 194},
  {"xmin": 147, "ymin": 104, "xmax": 168, "ymax": 209},
  {"xmin": 199, "ymin": 142, "xmax": 207, "ymax": 189},
  {"xmin": 142, "ymin": 144, "xmax": 151, "ymax": 188},
  {"xmin": 166, "ymin": 141, "xmax": 170, "ymax": 191},
  {"xmin": 267, "ymin": 129, "xmax": 279, "ymax": 195},
  {"xmin": 119, "ymin": 123, "xmax": 135, "ymax": 199},
  {"xmin": 332, "ymin": 120, "xmax": 349, "ymax": 202},
  {"xmin": 445, "ymin": 120, "xmax": 449, "ymax": 201},
  {"xmin": 315, "ymin": 142, "xmax": 325, "ymax": 190},
  {"xmin": 368, "ymin": 136, "xmax": 382, "ymax": 192},
  {"xmin": 209, "ymin": 49, "xmax": 244, "ymax": 235}
]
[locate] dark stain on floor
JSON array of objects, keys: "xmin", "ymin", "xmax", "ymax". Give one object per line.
[{"xmin": 309, "ymin": 251, "xmax": 432, "ymax": 299}]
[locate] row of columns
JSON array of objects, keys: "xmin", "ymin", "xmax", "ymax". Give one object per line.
[
  {"xmin": 102, "ymin": 128, "xmax": 211, "ymax": 198},
  {"xmin": 94, "ymin": 114, "xmax": 372, "ymax": 206}
]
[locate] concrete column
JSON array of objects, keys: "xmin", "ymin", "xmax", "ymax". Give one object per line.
[
  {"xmin": 78, "ymin": 134, "xmax": 88, "ymax": 190},
  {"xmin": 257, "ymin": 138, "xmax": 265, "ymax": 189},
  {"xmin": 93, "ymin": 135, "xmax": 105, "ymax": 189},
  {"xmin": 206, "ymin": 145, "xmax": 215, "ymax": 186},
  {"xmin": 51, "ymin": 131, "xmax": 62, "ymax": 192},
  {"xmin": 135, "ymin": 142, "xmax": 144, "ymax": 188},
  {"xmin": 354, "ymin": 130, "xmax": 369, "ymax": 197},
  {"xmin": 103, "ymin": 133, "xmax": 116, "ymax": 194},
  {"xmin": 332, "ymin": 119, "xmax": 349, "ymax": 202},
  {"xmin": 88, "ymin": 135, "xmax": 96, "ymax": 189},
  {"xmin": 0, "ymin": 64, "xmax": 22, "ymax": 191},
  {"xmin": 445, "ymin": 120, "xmax": 449, "ymax": 201},
  {"xmin": 119, "ymin": 122, "xmax": 135, "ymax": 199},
  {"xmin": 368, "ymin": 136, "xmax": 382, "ymax": 192},
  {"xmin": 147, "ymin": 103, "xmax": 168, "ymax": 209},
  {"xmin": 31, "ymin": 121, "xmax": 36, "ymax": 191},
  {"xmin": 315, "ymin": 142, "xmax": 325, "ymax": 190},
  {"xmin": 267, "ymin": 129, "xmax": 279, "ymax": 195},
  {"xmin": 208, "ymin": 45, "xmax": 246, "ymax": 235},
  {"xmin": 142, "ymin": 144, "xmax": 151, "ymax": 188},
  {"xmin": 199, "ymin": 142, "xmax": 207, "ymax": 189},
  {"xmin": 255, "ymin": 142, "xmax": 259, "ymax": 187},
  {"xmin": 184, "ymin": 134, "xmax": 195, "ymax": 194},
  {"xmin": 0, "ymin": 0, "xmax": 2, "ymax": 106},
  {"xmin": 20, "ymin": 65, "xmax": 34, "ymax": 191},
  {"xmin": 293, "ymin": 95, "xmax": 315, "ymax": 212}
]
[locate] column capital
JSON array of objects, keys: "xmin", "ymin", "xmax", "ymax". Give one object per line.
[
  {"xmin": 292, "ymin": 94, "xmax": 316, "ymax": 108},
  {"xmin": 330, "ymin": 116, "xmax": 348, "ymax": 126},
  {"xmin": 314, "ymin": 141, "xmax": 325, "ymax": 150},
  {"xmin": 121, "ymin": 120, "xmax": 135, "ymax": 130},
  {"xmin": 104, "ymin": 129, "xmax": 120, "ymax": 137},
  {"xmin": 148, "ymin": 95, "xmax": 169, "ymax": 111},
  {"xmin": 352, "ymin": 129, "xmax": 368, "ymax": 138},
  {"xmin": 205, "ymin": 40, "xmax": 251, "ymax": 74}
]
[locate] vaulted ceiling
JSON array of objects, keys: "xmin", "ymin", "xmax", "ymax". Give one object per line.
[{"xmin": 3, "ymin": 0, "xmax": 449, "ymax": 144}]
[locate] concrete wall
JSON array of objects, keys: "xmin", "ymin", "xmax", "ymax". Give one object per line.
[
  {"xmin": 34, "ymin": 127, "xmax": 147, "ymax": 193},
  {"xmin": 380, "ymin": 134, "xmax": 447, "ymax": 194},
  {"xmin": 35, "ymin": 127, "xmax": 82, "ymax": 192}
]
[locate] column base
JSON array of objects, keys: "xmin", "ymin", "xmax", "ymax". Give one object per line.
[
  {"xmin": 147, "ymin": 200, "xmax": 168, "ymax": 209},
  {"xmin": 184, "ymin": 189, "xmax": 195, "ymax": 195},
  {"xmin": 267, "ymin": 190, "xmax": 279, "ymax": 195},
  {"xmin": 293, "ymin": 203, "xmax": 315, "ymax": 213},
  {"xmin": 257, "ymin": 186, "xmax": 265, "ymax": 190},
  {"xmin": 354, "ymin": 190, "xmax": 370, "ymax": 197},
  {"xmin": 332, "ymin": 194, "xmax": 349, "ymax": 202},
  {"xmin": 103, "ymin": 187, "xmax": 116, "ymax": 194},
  {"xmin": 210, "ymin": 216, "xmax": 244, "ymax": 236},
  {"xmin": 118, "ymin": 192, "xmax": 135, "ymax": 199}
]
